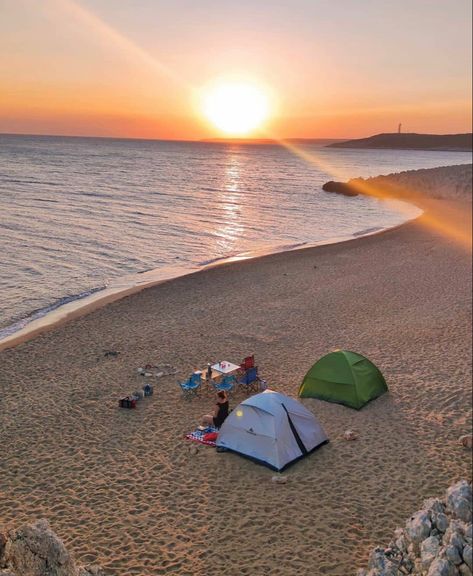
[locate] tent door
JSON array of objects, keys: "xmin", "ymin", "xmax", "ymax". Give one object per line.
[{"xmin": 281, "ymin": 404, "xmax": 307, "ymax": 455}]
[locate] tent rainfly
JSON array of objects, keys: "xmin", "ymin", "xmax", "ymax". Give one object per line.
[
  {"xmin": 216, "ymin": 389, "xmax": 328, "ymax": 471},
  {"xmin": 298, "ymin": 350, "xmax": 388, "ymax": 409}
]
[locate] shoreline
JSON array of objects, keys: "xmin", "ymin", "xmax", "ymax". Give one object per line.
[
  {"xmin": 2, "ymin": 162, "xmax": 470, "ymax": 352},
  {"xmin": 0, "ymin": 208, "xmax": 420, "ymax": 352}
]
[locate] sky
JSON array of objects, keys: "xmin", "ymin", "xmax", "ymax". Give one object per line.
[{"xmin": 0, "ymin": 0, "xmax": 471, "ymax": 139}]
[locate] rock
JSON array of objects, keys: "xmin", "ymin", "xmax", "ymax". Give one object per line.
[
  {"xmin": 394, "ymin": 529, "xmax": 408, "ymax": 554},
  {"xmin": 445, "ymin": 527, "xmax": 466, "ymax": 551},
  {"xmin": 188, "ymin": 446, "xmax": 199, "ymax": 455},
  {"xmin": 427, "ymin": 556, "xmax": 458, "ymax": 576},
  {"xmin": 271, "ymin": 475, "xmax": 288, "ymax": 484},
  {"xmin": 0, "ymin": 520, "xmax": 103, "ymax": 576},
  {"xmin": 446, "ymin": 482, "xmax": 472, "ymax": 523},
  {"xmin": 3, "ymin": 519, "xmax": 79, "ymax": 575},
  {"xmin": 459, "ymin": 435, "xmax": 473, "ymax": 449},
  {"xmin": 361, "ymin": 482, "xmax": 472, "ymax": 576},
  {"xmin": 459, "ymin": 563, "xmax": 473, "ymax": 576},
  {"xmin": 343, "ymin": 430, "xmax": 358, "ymax": 441},
  {"xmin": 463, "ymin": 545, "xmax": 473, "ymax": 569},
  {"xmin": 435, "ymin": 513, "xmax": 450, "ymax": 533},
  {"xmin": 464, "ymin": 525, "xmax": 473, "ymax": 546},
  {"xmin": 446, "ymin": 544, "xmax": 464, "ymax": 565},
  {"xmin": 322, "ymin": 180, "xmax": 359, "ymax": 196},
  {"xmin": 366, "ymin": 547, "xmax": 399, "ymax": 575},
  {"xmin": 421, "ymin": 536, "xmax": 441, "ymax": 569},
  {"xmin": 406, "ymin": 510, "xmax": 432, "ymax": 544}
]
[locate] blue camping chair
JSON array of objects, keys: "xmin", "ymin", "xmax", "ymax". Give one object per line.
[
  {"xmin": 214, "ymin": 374, "xmax": 236, "ymax": 396},
  {"xmin": 238, "ymin": 366, "xmax": 260, "ymax": 395},
  {"xmin": 179, "ymin": 373, "xmax": 201, "ymax": 400}
]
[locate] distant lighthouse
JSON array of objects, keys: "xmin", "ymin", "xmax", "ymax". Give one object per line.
[{"xmin": 398, "ymin": 123, "xmax": 402, "ymax": 134}]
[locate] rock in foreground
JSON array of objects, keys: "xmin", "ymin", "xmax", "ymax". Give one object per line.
[
  {"xmin": 357, "ymin": 480, "xmax": 472, "ymax": 576},
  {"xmin": 0, "ymin": 519, "xmax": 103, "ymax": 576}
]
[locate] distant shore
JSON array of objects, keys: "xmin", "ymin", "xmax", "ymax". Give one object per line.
[{"xmin": 328, "ymin": 132, "xmax": 473, "ymax": 152}]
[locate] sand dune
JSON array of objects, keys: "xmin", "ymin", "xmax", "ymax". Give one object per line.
[{"xmin": 0, "ymin": 165, "xmax": 471, "ymax": 575}]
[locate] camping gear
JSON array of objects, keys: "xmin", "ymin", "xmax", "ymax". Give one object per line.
[
  {"xmin": 119, "ymin": 396, "xmax": 136, "ymax": 409},
  {"xmin": 237, "ymin": 366, "xmax": 261, "ymax": 394},
  {"xmin": 185, "ymin": 426, "xmax": 219, "ymax": 446},
  {"xmin": 240, "ymin": 355, "xmax": 255, "ymax": 371},
  {"xmin": 214, "ymin": 374, "xmax": 236, "ymax": 396},
  {"xmin": 212, "ymin": 361, "xmax": 241, "ymax": 375},
  {"xmin": 143, "ymin": 383, "xmax": 153, "ymax": 397},
  {"xmin": 179, "ymin": 373, "xmax": 202, "ymax": 399},
  {"xmin": 299, "ymin": 350, "xmax": 387, "ymax": 409},
  {"xmin": 216, "ymin": 390, "xmax": 328, "ymax": 471}
]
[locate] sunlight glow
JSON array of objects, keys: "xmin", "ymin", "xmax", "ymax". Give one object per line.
[
  {"xmin": 47, "ymin": 1, "xmax": 471, "ymax": 251},
  {"xmin": 203, "ymin": 82, "xmax": 270, "ymax": 135}
]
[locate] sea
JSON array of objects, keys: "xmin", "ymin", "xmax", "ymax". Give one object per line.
[{"xmin": 0, "ymin": 133, "xmax": 470, "ymax": 338}]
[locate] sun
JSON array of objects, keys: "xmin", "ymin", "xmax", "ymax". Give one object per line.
[{"xmin": 202, "ymin": 81, "xmax": 270, "ymax": 136}]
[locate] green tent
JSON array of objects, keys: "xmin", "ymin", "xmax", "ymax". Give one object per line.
[{"xmin": 298, "ymin": 350, "xmax": 388, "ymax": 409}]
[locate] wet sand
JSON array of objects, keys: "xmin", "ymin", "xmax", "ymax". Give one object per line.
[{"xmin": 0, "ymin": 170, "xmax": 471, "ymax": 575}]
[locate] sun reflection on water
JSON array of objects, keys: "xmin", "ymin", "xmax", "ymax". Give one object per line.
[{"xmin": 213, "ymin": 151, "xmax": 246, "ymax": 254}]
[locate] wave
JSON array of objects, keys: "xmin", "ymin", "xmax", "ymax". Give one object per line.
[
  {"xmin": 352, "ymin": 226, "xmax": 383, "ymax": 237},
  {"xmin": 0, "ymin": 286, "xmax": 105, "ymax": 340}
]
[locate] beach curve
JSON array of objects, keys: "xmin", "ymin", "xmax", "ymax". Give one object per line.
[{"xmin": 0, "ymin": 164, "xmax": 471, "ymax": 576}]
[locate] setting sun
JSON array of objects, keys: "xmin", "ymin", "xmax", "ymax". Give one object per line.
[{"xmin": 202, "ymin": 82, "xmax": 270, "ymax": 136}]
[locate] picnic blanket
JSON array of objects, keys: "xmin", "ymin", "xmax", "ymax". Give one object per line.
[{"xmin": 185, "ymin": 426, "xmax": 218, "ymax": 446}]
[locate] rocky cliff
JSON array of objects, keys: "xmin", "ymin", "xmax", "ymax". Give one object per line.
[
  {"xmin": 0, "ymin": 519, "xmax": 103, "ymax": 576},
  {"xmin": 358, "ymin": 480, "xmax": 472, "ymax": 576}
]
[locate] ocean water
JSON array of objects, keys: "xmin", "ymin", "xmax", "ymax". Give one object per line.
[{"xmin": 0, "ymin": 134, "xmax": 470, "ymax": 337}]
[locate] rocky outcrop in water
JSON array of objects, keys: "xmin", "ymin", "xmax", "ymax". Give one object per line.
[
  {"xmin": 357, "ymin": 480, "xmax": 472, "ymax": 576},
  {"xmin": 322, "ymin": 164, "xmax": 472, "ymax": 202},
  {"xmin": 322, "ymin": 180, "xmax": 359, "ymax": 196},
  {"xmin": 0, "ymin": 519, "xmax": 103, "ymax": 576}
]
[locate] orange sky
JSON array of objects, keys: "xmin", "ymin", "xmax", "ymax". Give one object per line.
[{"xmin": 1, "ymin": 0, "xmax": 471, "ymax": 140}]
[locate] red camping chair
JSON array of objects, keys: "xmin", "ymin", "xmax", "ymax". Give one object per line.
[{"xmin": 240, "ymin": 355, "xmax": 255, "ymax": 371}]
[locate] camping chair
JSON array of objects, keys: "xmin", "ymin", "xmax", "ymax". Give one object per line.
[
  {"xmin": 214, "ymin": 374, "xmax": 236, "ymax": 396},
  {"xmin": 240, "ymin": 355, "xmax": 255, "ymax": 371},
  {"xmin": 179, "ymin": 374, "xmax": 201, "ymax": 400},
  {"xmin": 238, "ymin": 366, "xmax": 260, "ymax": 395}
]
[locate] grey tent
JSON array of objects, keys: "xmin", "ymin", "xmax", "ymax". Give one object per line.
[{"xmin": 216, "ymin": 390, "xmax": 328, "ymax": 471}]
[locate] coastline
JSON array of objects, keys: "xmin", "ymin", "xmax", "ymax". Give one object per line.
[
  {"xmin": 0, "ymin": 211, "xmax": 420, "ymax": 353},
  {"xmin": 0, "ymin": 165, "xmax": 471, "ymax": 575}
]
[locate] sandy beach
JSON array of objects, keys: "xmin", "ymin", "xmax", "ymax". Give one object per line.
[{"xmin": 0, "ymin": 166, "xmax": 471, "ymax": 576}]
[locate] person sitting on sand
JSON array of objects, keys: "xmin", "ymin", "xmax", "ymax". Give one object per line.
[{"xmin": 201, "ymin": 391, "xmax": 229, "ymax": 429}]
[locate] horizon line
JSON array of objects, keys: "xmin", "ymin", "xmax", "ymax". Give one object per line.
[{"xmin": 1, "ymin": 130, "xmax": 472, "ymax": 145}]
